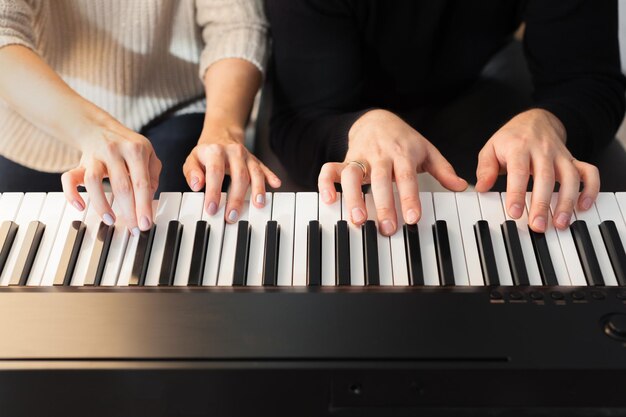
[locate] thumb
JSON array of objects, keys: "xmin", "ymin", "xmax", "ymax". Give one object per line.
[
  {"xmin": 61, "ymin": 166, "xmax": 87, "ymax": 211},
  {"xmin": 182, "ymin": 153, "xmax": 205, "ymax": 192},
  {"xmin": 475, "ymin": 144, "xmax": 500, "ymax": 192}
]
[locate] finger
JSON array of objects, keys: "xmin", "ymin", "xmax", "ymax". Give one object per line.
[
  {"xmin": 224, "ymin": 152, "xmax": 249, "ymax": 223},
  {"xmin": 475, "ymin": 144, "xmax": 500, "ymax": 192},
  {"xmin": 84, "ymin": 161, "xmax": 115, "ymax": 225},
  {"xmin": 553, "ymin": 158, "xmax": 580, "ymax": 229},
  {"xmin": 393, "ymin": 159, "xmax": 421, "ymax": 224},
  {"xmin": 248, "ymin": 160, "xmax": 267, "ymax": 208},
  {"xmin": 108, "ymin": 158, "xmax": 138, "ymax": 234},
  {"xmin": 258, "ymin": 162, "xmax": 282, "ymax": 189},
  {"xmin": 423, "ymin": 144, "xmax": 468, "ymax": 191},
  {"xmin": 192, "ymin": 148, "xmax": 225, "ymax": 216},
  {"xmin": 183, "ymin": 152, "xmax": 205, "ymax": 193},
  {"xmin": 528, "ymin": 158, "xmax": 555, "ymax": 233},
  {"xmin": 370, "ymin": 159, "xmax": 397, "ymax": 236},
  {"xmin": 317, "ymin": 162, "xmax": 343, "ymax": 204},
  {"xmin": 123, "ymin": 143, "xmax": 154, "ymax": 232},
  {"xmin": 341, "ymin": 162, "xmax": 367, "ymax": 226},
  {"xmin": 574, "ymin": 160, "xmax": 600, "ymax": 211},
  {"xmin": 149, "ymin": 151, "xmax": 161, "ymax": 195},
  {"xmin": 61, "ymin": 167, "xmax": 87, "ymax": 211},
  {"xmin": 503, "ymin": 152, "xmax": 530, "ymax": 219}
]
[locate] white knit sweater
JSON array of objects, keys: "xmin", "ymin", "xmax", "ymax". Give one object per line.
[{"xmin": 0, "ymin": 0, "xmax": 267, "ymax": 172}]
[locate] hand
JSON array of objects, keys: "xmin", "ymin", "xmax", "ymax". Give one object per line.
[
  {"xmin": 183, "ymin": 122, "xmax": 281, "ymax": 223},
  {"xmin": 475, "ymin": 109, "xmax": 600, "ymax": 232},
  {"xmin": 62, "ymin": 118, "xmax": 161, "ymax": 235},
  {"xmin": 318, "ymin": 109, "xmax": 468, "ymax": 236}
]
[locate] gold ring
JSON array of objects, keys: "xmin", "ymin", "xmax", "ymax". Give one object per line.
[{"xmin": 347, "ymin": 160, "xmax": 368, "ymax": 180}]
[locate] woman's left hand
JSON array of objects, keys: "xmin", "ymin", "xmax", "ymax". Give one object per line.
[{"xmin": 475, "ymin": 109, "xmax": 600, "ymax": 232}]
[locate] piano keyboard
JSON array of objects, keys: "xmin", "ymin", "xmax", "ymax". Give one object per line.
[{"xmin": 0, "ymin": 191, "xmax": 625, "ymax": 288}]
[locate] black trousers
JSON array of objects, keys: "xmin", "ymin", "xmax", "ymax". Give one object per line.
[{"xmin": 0, "ymin": 113, "xmax": 205, "ymax": 193}]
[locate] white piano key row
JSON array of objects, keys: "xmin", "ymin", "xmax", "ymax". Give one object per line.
[{"xmin": 0, "ymin": 191, "xmax": 625, "ymax": 287}]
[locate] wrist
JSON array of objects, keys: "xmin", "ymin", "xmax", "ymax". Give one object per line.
[
  {"xmin": 349, "ymin": 109, "xmax": 394, "ymax": 142},
  {"xmin": 198, "ymin": 117, "xmax": 246, "ymax": 146},
  {"xmin": 526, "ymin": 108, "xmax": 567, "ymax": 144}
]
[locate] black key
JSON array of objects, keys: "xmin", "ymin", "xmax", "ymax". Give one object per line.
[
  {"xmin": 529, "ymin": 229, "xmax": 558, "ymax": 286},
  {"xmin": 10, "ymin": 221, "xmax": 45, "ymax": 286},
  {"xmin": 84, "ymin": 222, "xmax": 114, "ymax": 286},
  {"xmin": 335, "ymin": 220, "xmax": 350, "ymax": 286},
  {"xmin": 307, "ymin": 220, "xmax": 321, "ymax": 286},
  {"xmin": 130, "ymin": 226, "xmax": 156, "ymax": 286},
  {"xmin": 599, "ymin": 220, "xmax": 626, "ymax": 286},
  {"xmin": 570, "ymin": 220, "xmax": 604, "ymax": 286},
  {"xmin": 403, "ymin": 224, "xmax": 424, "ymax": 286},
  {"xmin": 0, "ymin": 221, "xmax": 18, "ymax": 277},
  {"xmin": 262, "ymin": 221, "xmax": 280, "ymax": 286},
  {"xmin": 474, "ymin": 220, "xmax": 499, "ymax": 286},
  {"xmin": 54, "ymin": 221, "xmax": 86, "ymax": 286},
  {"xmin": 363, "ymin": 220, "xmax": 380, "ymax": 286},
  {"xmin": 159, "ymin": 221, "xmax": 183, "ymax": 286},
  {"xmin": 188, "ymin": 221, "xmax": 210, "ymax": 286},
  {"xmin": 232, "ymin": 221, "xmax": 251, "ymax": 286},
  {"xmin": 433, "ymin": 220, "xmax": 455, "ymax": 286},
  {"xmin": 501, "ymin": 220, "xmax": 530, "ymax": 286}
]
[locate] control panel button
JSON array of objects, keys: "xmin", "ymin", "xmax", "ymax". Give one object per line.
[{"xmin": 603, "ymin": 314, "xmax": 626, "ymax": 341}]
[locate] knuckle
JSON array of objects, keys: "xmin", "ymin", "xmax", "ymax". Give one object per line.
[
  {"xmin": 114, "ymin": 179, "xmax": 132, "ymax": 195},
  {"xmin": 133, "ymin": 177, "xmax": 150, "ymax": 191},
  {"xmin": 370, "ymin": 169, "xmax": 390, "ymax": 183},
  {"xmin": 395, "ymin": 170, "xmax": 416, "ymax": 183},
  {"xmin": 535, "ymin": 167, "xmax": 554, "ymax": 182},
  {"xmin": 228, "ymin": 143, "xmax": 247, "ymax": 158},
  {"xmin": 206, "ymin": 163, "xmax": 224, "ymax": 177},
  {"xmin": 508, "ymin": 190, "xmax": 526, "ymax": 201},
  {"xmin": 231, "ymin": 167, "xmax": 249, "ymax": 181},
  {"xmin": 126, "ymin": 141, "xmax": 146, "ymax": 159},
  {"xmin": 533, "ymin": 200, "xmax": 551, "ymax": 213},
  {"xmin": 400, "ymin": 194, "xmax": 419, "ymax": 206},
  {"xmin": 558, "ymin": 197, "xmax": 576, "ymax": 210},
  {"xmin": 83, "ymin": 171, "xmax": 100, "ymax": 185}
]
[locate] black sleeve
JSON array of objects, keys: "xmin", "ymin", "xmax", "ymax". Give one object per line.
[
  {"xmin": 523, "ymin": 0, "xmax": 626, "ymax": 159},
  {"xmin": 265, "ymin": 0, "xmax": 366, "ymax": 186}
]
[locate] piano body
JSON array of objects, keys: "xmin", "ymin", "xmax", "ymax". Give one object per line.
[{"xmin": 0, "ymin": 191, "xmax": 625, "ymax": 416}]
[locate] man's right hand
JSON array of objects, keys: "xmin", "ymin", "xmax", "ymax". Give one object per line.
[
  {"xmin": 62, "ymin": 118, "xmax": 161, "ymax": 236},
  {"xmin": 317, "ymin": 109, "xmax": 468, "ymax": 236}
]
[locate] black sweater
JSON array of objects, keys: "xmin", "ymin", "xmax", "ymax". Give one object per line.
[{"xmin": 265, "ymin": 0, "xmax": 626, "ymax": 186}]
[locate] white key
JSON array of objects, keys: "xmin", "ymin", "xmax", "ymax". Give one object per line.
[
  {"xmin": 616, "ymin": 193, "xmax": 626, "ymax": 224},
  {"xmin": 501, "ymin": 193, "xmax": 542, "ymax": 286},
  {"xmin": 217, "ymin": 195, "xmax": 250, "ymax": 286},
  {"xmin": 433, "ymin": 193, "xmax": 468, "ymax": 285},
  {"xmin": 144, "ymin": 193, "xmax": 182, "ymax": 286},
  {"xmin": 549, "ymin": 194, "xmax": 586, "ymax": 286},
  {"xmin": 26, "ymin": 193, "xmax": 67, "ymax": 286},
  {"xmin": 455, "ymin": 192, "xmax": 484, "ymax": 286},
  {"xmin": 365, "ymin": 193, "xmax": 393, "ymax": 286},
  {"xmin": 574, "ymin": 199, "xmax": 618, "ymax": 286},
  {"xmin": 389, "ymin": 191, "xmax": 409, "ymax": 286},
  {"xmin": 71, "ymin": 193, "xmax": 113, "ymax": 286},
  {"xmin": 246, "ymin": 193, "xmax": 273, "ymax": 286},
  {"xmin": 478, "ymin": 192, "xmax": 513, "ymax": 286},
  {"xmin": 342, "ymin": 193, "xmax": 365, "ymax": 286},
  {"xmin": 596, "ymin": 193, "xmax": 626, "ymax": 249},
  {"xmin": 319, "ymin": 192, "xmax": 341, "ymax": 286},
  {"xmin": 40, "ymin": 193, "xmax": 89, "ymax": 286},
  {"xmin": 272, "ymin": 193, "xmax": 296, "ymax": 286},
  {"xmin": 525, "ymin": 193, "xmax": 570, "ymax": 285},
  {"xmin": 173, "ymin": 192, "xmax": 204, "ymax": 286},
  {"xmin": 100, "ymin": 199, "xmax": 130, "ymax": 286},
  {"xmin": 417, "ymin": 192, "xmax": 439, "ymax": 286},
  {"xmin": 292, "ymin": 192, "xmax": 318, "ymax": 286},
  {"xmin": 0, "ymin": 193, "xmax": 23, "ymax": 223},
  {"xmin": 0, "ymin": 193, "xmax": 46, "ymax": 286},
  {"xmin": 202, "ymin": 193, "xmax": 227, "ymax": 286}
]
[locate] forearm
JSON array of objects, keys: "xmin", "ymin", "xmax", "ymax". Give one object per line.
[
  {"xmin": 201, "ymin": 58, "xmax": 262, "ymax": 144},
  {"xmin": 0, "ymin": 45, "xmax": 115, "ymax": 149}
]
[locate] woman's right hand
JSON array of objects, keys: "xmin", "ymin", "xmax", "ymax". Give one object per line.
[{"xmin": 61, "ymin": 118, "xmax": 161, "ymax": 235}]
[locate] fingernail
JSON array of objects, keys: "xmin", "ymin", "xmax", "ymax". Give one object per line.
[
  {"xmin": 381, "ymin": 220, "xmax": 395, "ymax": 236},
  {"xmin": 582, "ymin": 197, "xmax": 593, "ymax": 210},
  {"xmin": 140, "ymin": 216, "xmax": 151, "ymax": 230},
  {"xmin": 191, "ymin": 176, "xmax": 199, "ymax": 190},
  {"xmin": 103, "ymin": 213, "xmax": 114, "ymax": 226},
  {"xmin": 510, "ymin": 204, "xmax": 523, "ymax": 218},
  {"xmin": 72, "ymin": 201, "xmax": 84, "ymax": 211},
  {"xmin": 556, "ymin": 212, "xmax": 571, "ymax": 228},
  {"xmin": 532, "ymin": 216, "xmax": 546, "ymax": 231},
  {"xmin": 228, "ymin": 209, "xmax": 238, "ymax": 222},
  {"xmin": 351, "ymin": 207, "xmax": 365, "ymax": 224},
  {"xmin": 406, "ymin": 209, "xmax": 418, "ymax": 224},
  {"xmin": 207, "ymin": 202, "xmax": 217, "ymax": 216},
  {"xmin": 256, "ymin": 194, "xmax": 265, "ymax": 205},
  {"xmin": 131, "ymin": 227, "xmax": 140, "ymax": 237},
  {"xmin": 322, "ymin": 190, "xmax": 332, "ymax": 204}
]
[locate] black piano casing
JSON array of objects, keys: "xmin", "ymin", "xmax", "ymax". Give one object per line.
[{"xmin": 0, "ymin": 286, "xmax": 625, "ymax": 416}]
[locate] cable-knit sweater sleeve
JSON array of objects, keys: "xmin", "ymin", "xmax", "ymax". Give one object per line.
[
  {"xmin": 0, "ymin": 0, "xmax": 35, "ymax": 51},
  {"xmin": 195, "ymin": 0, "xmax": 268, "ymax": 80}
]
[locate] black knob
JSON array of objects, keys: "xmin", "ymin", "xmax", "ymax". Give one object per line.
[{"xmin": 603, "ymin": 314, "xmax": 626, "ymax": 341}]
